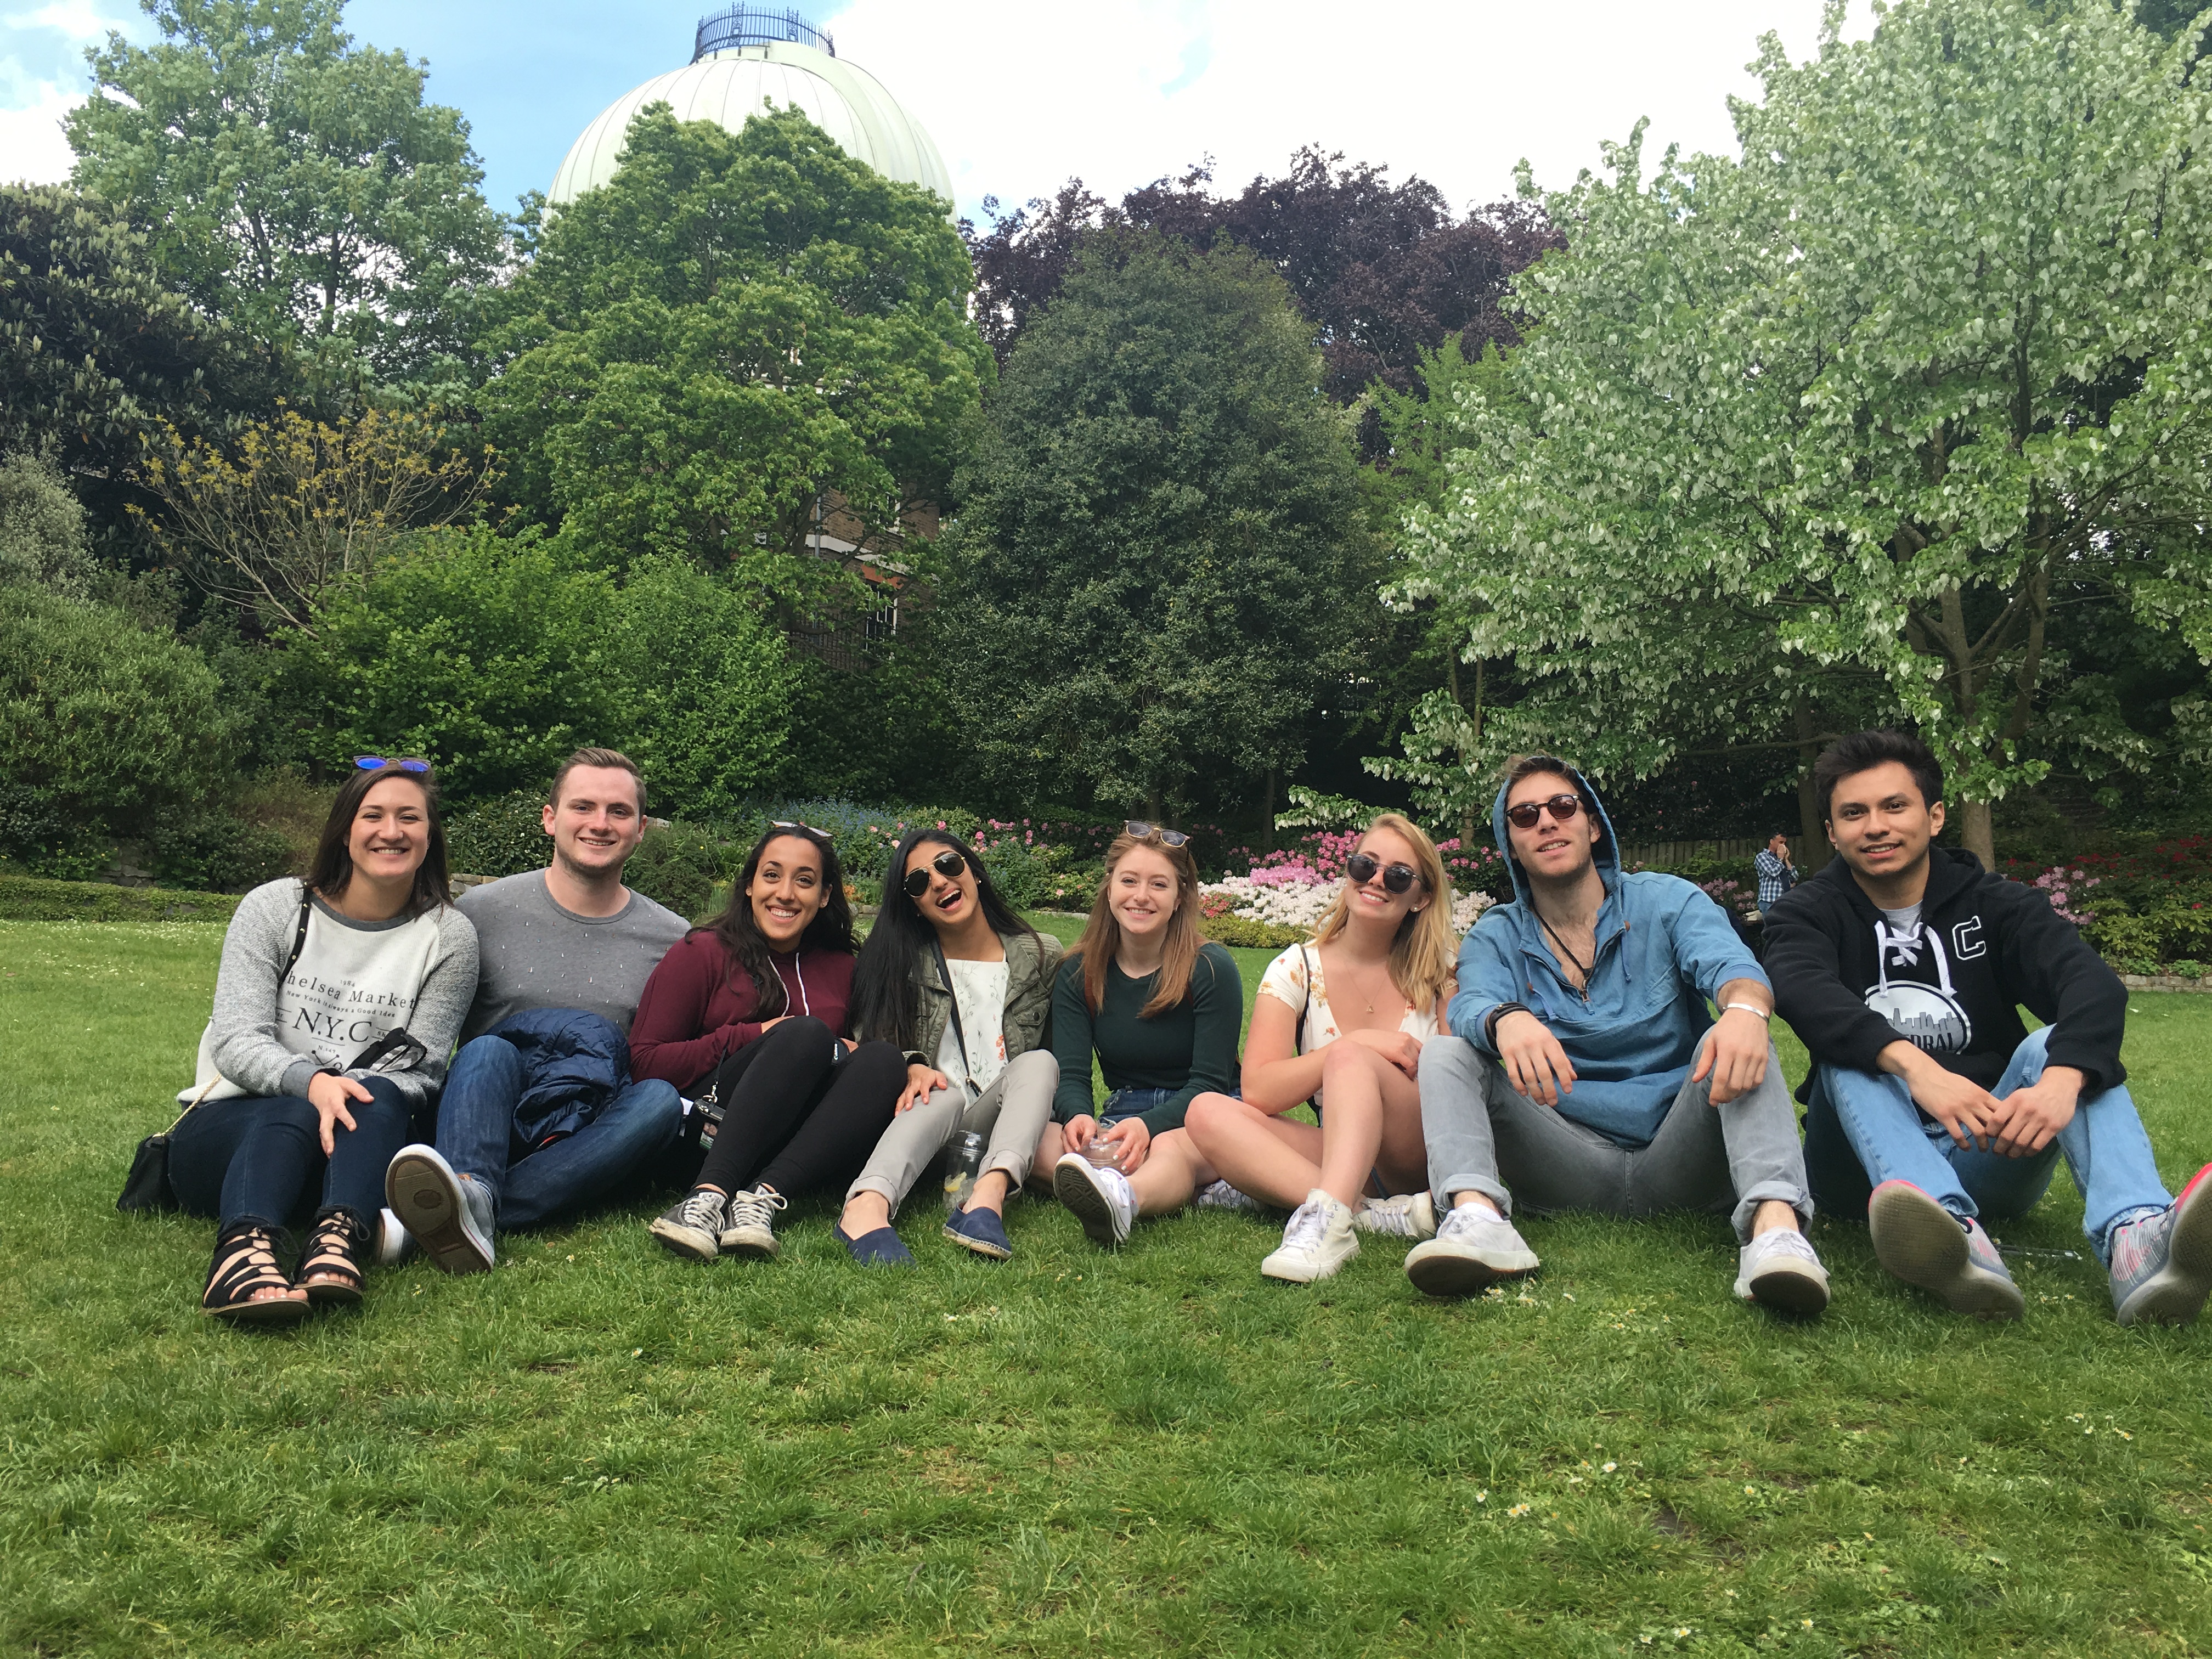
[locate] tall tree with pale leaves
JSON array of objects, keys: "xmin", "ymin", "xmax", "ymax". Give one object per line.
[{"xmin": 1394, "ymin": 0, "xmax": 2212, "ymax": 864}]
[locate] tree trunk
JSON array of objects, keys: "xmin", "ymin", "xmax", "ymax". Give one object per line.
[
  {"xmin": 1793, "ymin": 687, "xmax": 1827, "ymax": 872},
  {"xmin": 1260, "ymin": 766, "xmax": 1278, "ymax": 853},
  {"xmin": 1956, "ymin": 796, "xmax": 1996, "ymax": 870}
]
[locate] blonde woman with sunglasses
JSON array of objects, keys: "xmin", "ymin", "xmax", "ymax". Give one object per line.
[
  {"xmin": 1184, "ymin": 814, "xmax": 1456, "ymax": 1283},
  {"xmin": 1047, "ymin": 823, "xmax": 1245, "ymax": 1247}
]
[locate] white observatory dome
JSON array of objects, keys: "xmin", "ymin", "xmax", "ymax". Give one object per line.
[{"xmin": 548, "ymin": 8, "xmax": 953, "ymax": 208}]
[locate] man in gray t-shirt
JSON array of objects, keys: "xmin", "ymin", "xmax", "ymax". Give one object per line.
[
  {"xmin": 385, "ymin": 749, "xmax": 691, "ymax": 1275},
  {"xmin": 459, "ymin": 869, "xmax": 686, "ymax": 1040}
]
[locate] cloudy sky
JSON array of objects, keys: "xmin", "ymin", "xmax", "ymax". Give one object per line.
[{"xmin": 3, "ymin": 1, "xmax": 1870, "ymax": 224}]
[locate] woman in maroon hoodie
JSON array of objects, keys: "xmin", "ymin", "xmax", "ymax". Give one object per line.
[{"xmin": 632, "ymin": 825, "xmax": 905, "ymax": 1262}]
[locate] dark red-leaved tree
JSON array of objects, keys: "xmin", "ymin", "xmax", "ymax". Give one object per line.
[{"xmin": 964, "ymin": 150, "xmax": 1560, "ymax": 410}]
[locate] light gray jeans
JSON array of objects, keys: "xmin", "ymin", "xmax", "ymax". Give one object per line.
[
  {"xmin": 1420, "ymin": 1034, "xmax": 1812, "ymax": 1242},
  {"xmin": 846, "ymin": 1048, "xmax": 1059, "ymax": 1217}
]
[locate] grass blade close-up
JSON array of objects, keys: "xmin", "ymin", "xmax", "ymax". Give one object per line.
[{"xmin": 3, "ymin": 918, "xmax": 2208, "ymax": 1657}]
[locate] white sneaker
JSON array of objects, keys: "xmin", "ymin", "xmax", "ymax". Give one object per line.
[
  {"xmin": 1194, "ymin": 1178, "xmax": 1259, "ymax": 1212},
  {"xmin": 1261, "ymin": 1189, "xmax": 1359, "ymax": 1284},
  {"xmin": 1353, "ymin": 1190, "xmax": 1438, "ymax": 1239},
  {"xmin": 1733, "ymin": 1226, "xmax": 1830, "ymax": 1315},
  {"xmin": 1053, "ymin": 1152, "xmax": 1134, "ymax": 1247},
  {"xmin": 384, "ymin": 1144, "xmax": 494, "ymax": 1274},
  {"xmin": 375, "ymin": 1206, "xmax": 415, "ymax": 1266},
  {"xmin": 717, "ymin": 1187, "xmax": 788, "ymax": 1259},
  {"xmin": 1404, "ymin": 1201, "xmax": 1539, "ymax": 1297}
]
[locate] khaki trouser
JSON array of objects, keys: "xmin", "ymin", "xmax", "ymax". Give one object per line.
[{"xmin": 845, "ymin": 1048, "xmax": 1059, "ymax": 1217}]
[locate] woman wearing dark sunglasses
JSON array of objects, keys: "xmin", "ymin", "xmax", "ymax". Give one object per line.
[
  {"xmin": 1184, "ymin": 813, "xmax": 1458, "ymax": 1282},
  {"xmin": 633, "ymin": 824, "xmax": 906, "ymax": 1262},
  {"xmin": 832, "ymin": 830, "xmax": 1064, "ymax": 1263}
]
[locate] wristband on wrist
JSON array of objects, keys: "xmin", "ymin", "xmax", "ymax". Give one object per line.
[
  {"xmin": 1484, "ymin": 1001, "xmax": 1532, "ymax": 1045},
  {"xmin": 1719, "ymin": 1001, "xmax": 1770, "ymax": 1019}
]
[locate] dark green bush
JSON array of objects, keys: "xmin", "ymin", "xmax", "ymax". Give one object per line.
[
  {"xmin": 445, "ymin": 789, "xmax": 552, "ymax": 878},
  {"xmin": 0, "ymin": 586, "xmax": 232, "ymax": 842},
  {"xmin": 148, "ymin": 811, "xmax": 296, "ymax": 893},
  {"xmin": 625, "ymin": 824, "xmax": 748, "ymax": 923}
]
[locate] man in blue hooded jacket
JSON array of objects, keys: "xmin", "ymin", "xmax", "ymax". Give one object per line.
[{"xmin": 1405, "ymin": 755, "xmax": 1830, "ymax": 1314}]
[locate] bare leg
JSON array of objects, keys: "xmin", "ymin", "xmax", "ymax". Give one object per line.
[
  {"xmin": 1187, "ymin": 1091, "xmax": 1325, "ymax": 1208},
  {"xmin": 838, "ymin": 1190, "xmax": 893, "ymax": 1235},
  {"xmin": 1313, "ymin": 1042, "xmax": 1426, "ymax": 1207},
  {"xmin": 1127, "ymin": 1127, "xmax": 1213, "ymax": 1216},
  {"xmin": 963, "ymin": 1169, "xmax": 1013, "ymax": 1217},
  {"xmin": 1029, "ymin": 1121, "xmax": 1065, "ymax": 1187}
]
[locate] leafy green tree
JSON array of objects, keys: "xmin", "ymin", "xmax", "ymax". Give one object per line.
[
  {"xmin": 1, "ymin": 183, "xmax": 279, "ymax": 559},
  {"xmin": 67, "ymin": 0, "xmax": 506, "ymax": 385},
  {"xmin": 607, "ymin": 556, "xmax": 797, "ymax": 819},
  {"xmin": 284, "ymin": 527, "xmax": 795, "ymax": 811},
  {"xmin": 941, "ymin": 230, "xmax": 1375, "ymax": 818},
  {"xmin": 0, "ymin": 452, "xmax": 95, "ymax": 597},
  {"xmin": 1395, "ymin": 0, "xmax": 2212, "ymax": 865},
  {"xmin": 0, "ymin": 585, "xmax": 233, "ymax": 855},
  {"xmin": 481, "ymin": 103, "xmax": 989, "ymax": 586}
]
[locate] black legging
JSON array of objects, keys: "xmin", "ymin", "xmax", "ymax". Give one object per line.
[{"xmin": 693, "ymin": 1016, "xmax": 905, "ymax": 1198}]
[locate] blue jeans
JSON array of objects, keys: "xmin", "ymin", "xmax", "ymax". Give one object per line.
[
  {"xmin": 436, "ymin": 1034, "xmax": 682, "ymax": 1232},
  {"xmin": 1805, "ymin": 1027, "xmax": 2169, "ymax": 1261},
  {"xmin": 170, "ymin": 1075, "xmax": 414, "ymax": 1233},
  {"xmin": 1098, "ymin": 1087, "xmax": 1176, "ymax": 1125}
]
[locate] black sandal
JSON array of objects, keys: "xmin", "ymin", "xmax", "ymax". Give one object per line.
[
  {"xmin": 295, "ymin": 1207, "xmax": 370, "ymax": 1308},
  {"xmin": 202, "ymin": 1223, "xmax": 309, "ymax": 1327}
]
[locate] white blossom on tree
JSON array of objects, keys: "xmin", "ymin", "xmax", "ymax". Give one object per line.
[{"xmin": 1390, "ymin": 0, "xmax": 2212, "ymax": 864}]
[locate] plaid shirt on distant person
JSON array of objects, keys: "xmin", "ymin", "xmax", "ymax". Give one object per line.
[{"xmin": 1754, "ymin": 848, "xmax": 1795, "ymax": 911}]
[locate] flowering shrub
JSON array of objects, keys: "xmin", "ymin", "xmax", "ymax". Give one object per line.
[
  {"xmin": 1998, "ymin": 838, "xmax": 2212, "ymax": 970},
  {"xmin": 1699, "ymin": 877, "xmax": 1751, "ymax": 912},
  {"xmin": 1198, "ymin": 872, "xmax": 1494, "ymax": 939}
]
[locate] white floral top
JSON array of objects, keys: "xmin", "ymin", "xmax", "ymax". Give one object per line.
[{"xmin": 1256, "ymin": 943, "xmax": 1441, "ymax": 1070}]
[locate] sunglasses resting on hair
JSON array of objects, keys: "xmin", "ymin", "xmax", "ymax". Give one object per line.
[
  {"xmin": 1124, "ymin": 820, "xmax": 1189, "ymax": 848},
  {"xmin": 354, "ymin": 755, "xmax": 431, "ymax": 774}
]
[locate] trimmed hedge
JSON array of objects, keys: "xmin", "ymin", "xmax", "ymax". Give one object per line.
[{"xmin": 0, "ymin": 874, "xmax": 241, "ymax": 922}]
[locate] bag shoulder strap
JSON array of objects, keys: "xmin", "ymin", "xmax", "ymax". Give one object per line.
[
  {"xmin": 283, "ymin": 882, "xmax": 313, "ymax": 977},
  {"xmin": 1296, "ymin": 943, "xmax": 1314, "ymax": 1055}
]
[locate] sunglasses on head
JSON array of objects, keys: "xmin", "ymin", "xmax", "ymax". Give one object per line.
[
  {"xmin": 1125, "ymin": 820, "xmax": 1189, "ymax": 848},
  {"xmin": 354, "ymin": 755, "xmax": 430, "ymax": 774},
  {"xmin": 771, "ymin": 820, "xmax": 828, "ymax": 837},
  {"xmin": 1345, "ymin": 851, "xmax": 1423, "ymax": 895},
  {"xmin": 904, "ymin": 847, "xmax": 970, "ymax": 898},
  {"xmin": 1504, "ymin": 793, "xmax": 1585, "ymax": 831}
]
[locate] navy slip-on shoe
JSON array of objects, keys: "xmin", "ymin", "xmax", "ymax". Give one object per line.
[
  {"xmin": 943, "ymin": 1204, "xmax": 1013, "ymax": 1261},
  {"xmin": 833, "ymin": 1223, "xmax": 915, "ymax": 1266}
]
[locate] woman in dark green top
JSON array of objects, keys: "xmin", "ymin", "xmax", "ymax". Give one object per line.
[{"xmin": 1046, "ymin": 825, "xmax": 1243, "ymax": 1248}]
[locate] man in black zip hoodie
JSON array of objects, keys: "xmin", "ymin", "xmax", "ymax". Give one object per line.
[{"xmin": 1767, "ymin": 729, "xmax": 2210, "ymax": 1325}]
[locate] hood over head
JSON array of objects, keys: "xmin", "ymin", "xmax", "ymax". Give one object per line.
[{"xmin": 1490, "ymin": 761, "xmax": 1622, "ymax": 906}]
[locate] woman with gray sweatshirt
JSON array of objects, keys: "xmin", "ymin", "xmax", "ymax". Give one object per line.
[{"xmin": 172, "ymin": 761, "xmax": 477, "ymax": 1325}]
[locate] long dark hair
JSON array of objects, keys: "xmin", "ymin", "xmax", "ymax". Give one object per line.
[
  {"xmin": 303, "ymin": 764, "xmax": 449, "ymax": 918},
  {"xmin": 851, "ymin": 829, "xmax": 1037, "ymax": 1049},
  {"xmin": 700, "ymin": 826, "xmax": 857, "ymax": 1017}
]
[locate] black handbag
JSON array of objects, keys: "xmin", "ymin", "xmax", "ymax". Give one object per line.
[{"xmin": 117, "ymin": 889, "xmax": 312, "ymax": 1213}]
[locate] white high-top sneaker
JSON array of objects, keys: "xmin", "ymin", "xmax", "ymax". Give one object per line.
[{"xmin": 1261, "ymin": 1189, "xmax": 1359, "ymax": 1284}]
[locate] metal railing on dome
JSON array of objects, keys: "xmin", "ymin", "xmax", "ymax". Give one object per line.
[{"xmin": 693, "ymin": 5, "xmax": 836, "ymax": 60}]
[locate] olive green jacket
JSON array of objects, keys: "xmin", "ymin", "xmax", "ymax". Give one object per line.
[{"xmin": 896, "ymin": 927, "xmax": 1063, "ymax": 1075}]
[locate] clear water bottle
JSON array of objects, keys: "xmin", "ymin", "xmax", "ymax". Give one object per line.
[
  {"xmin": 944, "ymin": 1130, "xmax": 985, "ymax": 1212},
  {"xmin": 1084, "ymin": 1125, "xmax": 1122, "ymax": 1170}
]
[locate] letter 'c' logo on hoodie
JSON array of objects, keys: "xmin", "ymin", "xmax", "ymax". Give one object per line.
[{"xmin": 1865, "ymin": 919, "xmax": 1972, "ymax": 1054}]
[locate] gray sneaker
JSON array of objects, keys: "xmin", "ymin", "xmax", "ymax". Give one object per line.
[
  {"xmin": 1404, "ymin": 1201, "xmax": 1539, "ymax": 1297},
  {"xmin": 1733, "ymin": 1226, "xmax": 1830, "ymax": 1316},
  {"xmin": 649, "ymin": 1187, "xmax": 729, "ymax": 1262},
  {"xmin": 1867, "ymin": 1180, "xmax": 2022, "ymax": 1319},
  {"xmin": 1194, "ymin": 1179, "xmax": 1259, "ymax": 1212},
  {"xmin": 2108, "ymin": 1163, "xmax": 2212, "ymax": 1327},
  {"xmin": 384, "ymin": 1144, "xmax": 494, "ymax": 1275},
  {"xmin": 1353, "ymin": 1190, "xmax": 1438, "ymax": 1239},
  {"xmin": 718, "ymin": 1187, "xmax": 788, "ymax": 1259}
]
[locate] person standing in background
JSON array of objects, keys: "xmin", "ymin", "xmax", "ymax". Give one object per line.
[{"xmin": 1752, "ymin": 832, "xmax": 1797, "ymax": 923}]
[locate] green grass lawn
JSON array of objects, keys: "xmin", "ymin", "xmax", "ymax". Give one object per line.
[{"xmin": 4, "ymin": 919, "xmax": 2211, "ymax": 1657}]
